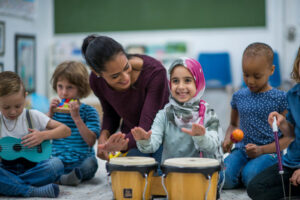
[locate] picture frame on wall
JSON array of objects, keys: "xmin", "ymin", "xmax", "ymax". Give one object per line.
[
  {"xmin": 0, "ymin": 21, "xmax": 5, "ymax": 55},
  {"xmin": 0, "ymin": 62, "xmax": 3, "ymax": 72},
  {"xmin": 15, "ymin": 34, "xmax": 36, "ymax": 93}
]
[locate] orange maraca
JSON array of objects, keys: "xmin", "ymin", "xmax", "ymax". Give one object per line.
[{"xmin": 230, "ymin": 129, "xmax": 244, "ymax": 144}]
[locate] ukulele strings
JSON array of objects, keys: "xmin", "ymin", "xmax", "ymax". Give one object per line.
[{"xmin": 0, "ymin": 145, "xmax": 42, "ymax": 151}]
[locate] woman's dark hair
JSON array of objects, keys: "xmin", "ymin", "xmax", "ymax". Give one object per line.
[{"xmin": 82, "ymin": 35, "xmax": 125, "ymax": 73}]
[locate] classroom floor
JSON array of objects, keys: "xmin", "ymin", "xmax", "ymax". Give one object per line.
[
  {"xmin": 0, "ymin": 158, "xmax": 251, "ymax": 200},
  {"xmin": 0, "ymin": 89, "xmax": 252, "ymax": 199}
]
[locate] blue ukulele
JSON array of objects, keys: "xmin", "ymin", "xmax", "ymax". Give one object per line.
[{"xmin": 0, "ymin": 137, "xmax": 52, "ymax": 162}]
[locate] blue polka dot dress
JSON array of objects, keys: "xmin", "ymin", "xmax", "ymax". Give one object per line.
[{"xmin": 232, "ymin": 87, "xmax": 288, "ymax": 149}]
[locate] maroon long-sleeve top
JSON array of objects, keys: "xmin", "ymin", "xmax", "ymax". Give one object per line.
[{"xmin": 89, "ymin": 54, "xmax": 169, "ymax": 151}]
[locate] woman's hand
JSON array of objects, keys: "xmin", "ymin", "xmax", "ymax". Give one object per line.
[
  {"xmin": 290, "ymin": 168, "xmax": 300, "ymax": 186},
  {"xmin": 245, "ymin": 143, "xmax": 263, "ymax": 158},
  {"xmin": 181, "ymin": 123, "xmax": 206, "ymax": 136},
  {"xmin": 21, "ymin": 129, "xmax": 45, "ymax": 148},
  {"xmin": 131, "ymin": 127, "xmax": 152, "ymax": 140},
  {"xmin": 97, "ymin": 131, "xmax": 110, "ymax": 160},
  {"xmin": 97, "ymin": 148, "xmax": 109, "ymax": 160},
  {"xmin": 98, "ymin": 132, "xmax": 129, "ymax": 153}
]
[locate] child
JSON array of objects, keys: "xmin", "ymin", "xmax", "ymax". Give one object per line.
[
  {"xmin": 131, "ymin": 57, "xmax": 223, "ymax": 165},
  {"xmin": 222, "ymin": 42, "xmax": 291, "ymax": 189},
  {"xmin": 247, "ymin": 47, "xmax": 300, "ymax": 200},
  {"xmin": 0, "ymin": 71, "xmax": 71, "ymax": 198},
  {"xmin": 48, "ymin": 61, "xmax": 100, "ymax": 186}
]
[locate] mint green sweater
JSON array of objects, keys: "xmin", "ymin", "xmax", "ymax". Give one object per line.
[{"xmin": 137, "ymin": 103, "xmax": 223, "ymax": 164}]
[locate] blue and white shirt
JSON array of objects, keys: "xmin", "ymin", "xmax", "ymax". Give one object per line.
[
  {"xmin": 232, "ymin": 87, "xmax": 288, "ymax": 149},
  {"xmin": 52, "ymin": 103, "xmax": 100, "ymax": 163}
]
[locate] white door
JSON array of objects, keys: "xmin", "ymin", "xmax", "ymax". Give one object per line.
[{"xmin": 282, "ymin": 0, "xmax": 300, "ymax": 83}]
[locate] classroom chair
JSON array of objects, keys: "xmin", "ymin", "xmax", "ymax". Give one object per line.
[
  {"xmin": 269, "ymin": 51, "xmax": 281, "ymax": 88},
  {"xmin": 198, "ymin": 52, "xmax": 232, "ymax": 88}
]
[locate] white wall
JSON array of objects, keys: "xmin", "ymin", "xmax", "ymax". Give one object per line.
[
  {"xmin": 53, "ymin": 0, "xmax": 289, "ymax": 90},
  {"xmin": 0, "ymin": 0, "xmax": 53, "ymax": 96},
  {"xmin": 1, "ymin": 0, "xmax": 296, "ymax": 96}
]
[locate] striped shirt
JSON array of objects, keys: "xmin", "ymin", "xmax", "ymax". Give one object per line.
[{"xmin": 52, "ymin": 103, "xmax": 100, "ymax": 163}]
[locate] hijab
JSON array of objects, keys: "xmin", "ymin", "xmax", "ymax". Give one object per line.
[{"xmin": 165, "ymin": 57, "xmax": 206, "ymax": 128}]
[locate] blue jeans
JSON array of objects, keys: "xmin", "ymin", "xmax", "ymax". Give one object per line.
[
  {"xmin": 0, "ymin": 157, "xmax": 64, "ymax": 197},
  {"xmin": 63, "ymin": 156, "xmax": 98, "ymax": 181},
  {"xmin": 222, "ymin": 148, "xmax": 277, "ymax": 189}
]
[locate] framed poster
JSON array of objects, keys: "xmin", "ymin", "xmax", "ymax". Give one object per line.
[
  {"xmin": 0, "ymin": 0, "xmax": 37, "ymax": 20},
  {"xmin": 0, "ymin": 21, "xmax": 4, "ymax": 55},
  {"xmin": 15, "ymin": 34, "xmax": 36, "ymax": 93}
]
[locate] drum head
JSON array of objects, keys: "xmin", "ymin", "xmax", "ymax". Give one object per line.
[
  {"xmin": 109, "ymin": 156, "xmax": 156, "ymax": 166},
  {"xmin": 161, "ymin": 157, "xmax": 221, "ymax": 178},
  {"xmin": 163, "ymin": 157, "xmax": 219, "ymax": 168},
  {"xmin": 107, "ymin": 156, "xmax": 157, "ymax": 176}
]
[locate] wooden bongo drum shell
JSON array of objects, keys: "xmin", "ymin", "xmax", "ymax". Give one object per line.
[
  {"xmin": 162, "ymin": 157, "xmax": 221, "ymax": 200},
  {"xmin": 106, "ymin": 157, "xmax": 157, "ymax": 200}
]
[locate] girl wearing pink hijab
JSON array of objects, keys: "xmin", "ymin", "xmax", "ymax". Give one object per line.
[{"xmin": 131, "ymin": 57, "xmax": 223, "ymax": 164}]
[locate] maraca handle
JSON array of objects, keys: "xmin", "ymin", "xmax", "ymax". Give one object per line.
[{"xmin": 273, "ymin": 117, "xmax": 283, "ymax": 173}]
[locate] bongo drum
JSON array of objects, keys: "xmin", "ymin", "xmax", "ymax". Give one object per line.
[
  {"xmin": 106, "ymin": 156, "xmax": 157, "ymax": 200},
  {"xmin": 161, "ymin": 157, "xmax": 221, "ymax": 200}
]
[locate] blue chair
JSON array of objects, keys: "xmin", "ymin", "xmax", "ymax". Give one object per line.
[
  {"xmin": 241, "ymin": 51, "xmax": 281, "ymax": 88},
  {"xmin": 26, "ymin": 93, "xmax": 50, "ymax": 113},
  {"xmin": 198, "ymin": 52, "xmax": 232, "ymax": 88},
  {"xmin": 269, "ymin": 52, "xmax": 281, "ymax": 88}
]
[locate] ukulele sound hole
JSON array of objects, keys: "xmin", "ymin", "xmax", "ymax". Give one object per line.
[
  {"xmin": 13, "ymin": 144, "xmax": 22, "ymax": 152},
  {"xmin": 37, "ymin": 144, "xmax": 42, "ymax": 153}
]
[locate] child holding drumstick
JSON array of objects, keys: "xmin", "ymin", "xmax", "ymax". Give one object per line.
[
  {"xmin": 247, "ymin": 47, "xmax": 300, "ymax": 200},
  {"xmin": 222, "ymin": 43, "xmax": 291, "ymax": 189}
]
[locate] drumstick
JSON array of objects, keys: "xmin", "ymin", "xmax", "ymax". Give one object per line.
[
  {"xmin": 272, "ymin": 116, "xmax": 286, "ymax": 198},
  {"xmin": 272, "ymin": 117, "xmax": 283, "ymax": 173}
]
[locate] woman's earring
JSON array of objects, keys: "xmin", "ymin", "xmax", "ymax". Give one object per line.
[{"xmin": 91, "ymin": 69, "xmax": 101, "ymax": 78}]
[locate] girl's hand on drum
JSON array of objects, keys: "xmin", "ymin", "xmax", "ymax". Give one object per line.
[
  {"xmin": 98, "ymin": 132, "xmax": 129, "ymax": 152},
  {"xmin": 245, "ymin": 143, "xmax": 263, "ymax": 158},
  {"xmin": 131, "ymin": 127, "xmax": 152, "ymax": 140},
  {"xmin": 222, "ymin": 138, "xmax": 233, "ymax": 153},
  {"xmin": 181, "ymin": 124, "xmax": 205, "ymax": 136},
  {"xmin": 290, "ymin": 168, "xmax": 300, "ymax": 186}
]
